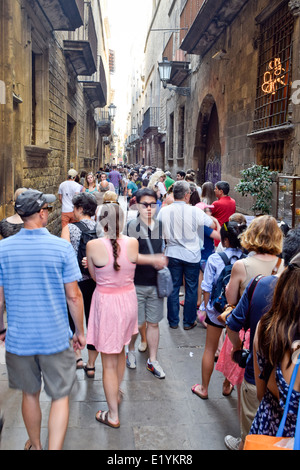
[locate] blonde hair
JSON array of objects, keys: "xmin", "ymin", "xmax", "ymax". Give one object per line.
[
  {"xmin": 148, "ymin": 170, "xmax": 165, "ymax": 189},
  {"xmin": 103, "ymin": 191, "xmax": 118, "ymax": 203},
  {"xmin": 241, "ymin": 215, "xmax": 283, "ymax": 255}
]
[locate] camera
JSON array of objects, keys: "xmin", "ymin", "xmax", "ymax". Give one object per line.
[{"xmin": 232, "ymin": 348, "xmax": 250, "ymax": 368}]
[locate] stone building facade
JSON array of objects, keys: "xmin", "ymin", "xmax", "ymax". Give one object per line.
[
  {"xmin": 129, "ymin": 0, "xmax": 300, "ymax": 224},
  {"xmin": 0, "ymin": 0, "xmax": 112, "ymax": 234}
]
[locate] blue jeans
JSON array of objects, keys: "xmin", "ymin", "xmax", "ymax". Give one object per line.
[{"xmin": 167, "ymin": 257, "xmax": 200, "ymax": 328}]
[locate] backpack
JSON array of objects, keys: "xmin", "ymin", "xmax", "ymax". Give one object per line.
[
  {"xmin": 73, "ymin": 221, "xmax": 97, "ymax": 274},
  {"xmin": 211, "ymin": 252, "xmax": 246, "ymax": 313}
]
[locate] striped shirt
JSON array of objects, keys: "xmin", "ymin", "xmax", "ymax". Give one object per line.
[{"xmin": 0, "ymin": 228, "xmax": 82, "ymax": 356}]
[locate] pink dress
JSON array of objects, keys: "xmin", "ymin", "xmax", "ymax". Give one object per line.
[{"xmin": 86, "ymin": 237, "xmax": 138, "ymax": 354}]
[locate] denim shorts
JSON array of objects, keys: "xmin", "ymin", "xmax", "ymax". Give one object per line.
[
  {"xmin": 135, "ymin": 285, "xmax": 164, "ymax": 325},
  {"xmin": 6, "ymin": 343, "xmax": 76, "ymax": 400}
]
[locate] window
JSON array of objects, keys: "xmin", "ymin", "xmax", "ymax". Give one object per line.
[
  {"xmin": 178, "ymin": 106, "xmax": 185, "ymax": 159},
  {"xmin": 67, "ymin": 117, "xmax": 77, "ymax": 170},
  {"xmin": 31, "ymin": 50, "xmax": 49, "ymax": 146},
  {"xmin": 169, "ymin": 112, "xmax": 174, "ymax": 160},
  {"xmin": 254, "ymin": 2, "xmax": 294, "ymax": 131},
  {"xmin": 257, "ymin": 140, "xmax": 284, "ymax": 172}
]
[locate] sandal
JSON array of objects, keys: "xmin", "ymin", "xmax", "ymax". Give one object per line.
[
  {"xmin": 84, "ymin": 364, "xmax": 95, "ymax": 378},
  {"xmin": 95, "ymin": 410, "xmax": 120, "ymax": 428},
  {"xmin": 191, "ymin": 384, "xmax": 208, "ymax": 400},
  {"xmin": 76, "ymin": 358, "xmax": 84, "ymax": 369}
]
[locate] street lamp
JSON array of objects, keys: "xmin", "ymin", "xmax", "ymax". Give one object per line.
[
  {"xmin": 108, "ymin": 103, "xmax": 117, "ymax": 121},
  {"xmin": 158, "ymin": 57, "xmax": 191, "ymax": 96}
]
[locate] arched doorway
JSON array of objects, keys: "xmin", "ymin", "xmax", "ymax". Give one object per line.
[{"xmin": 194, "ymin": 95, "xmax": 221, "ymax": 185}]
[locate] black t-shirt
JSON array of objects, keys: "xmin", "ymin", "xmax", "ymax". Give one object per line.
[{"xmin": 126, "ymin": 217, "xmax": 164, "ymax": 286}]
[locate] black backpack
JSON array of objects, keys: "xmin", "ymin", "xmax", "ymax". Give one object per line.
[
  {"xmin": 211, "ymin": 252, "xmax": 246, "ymax": 313},
  {"xmin": 73, "ymin": 221, "xmax": 97, "ymax": 274}
]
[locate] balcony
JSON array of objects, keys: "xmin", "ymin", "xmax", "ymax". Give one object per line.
[
  {"xmin": 38, "ymin": 0, "xmax": 84, "ymax": 31},
  {"xmin": 63, "ymin": 3, "xmax": 97, "ymax": 76},
  {"xmin": 180, "ymin": 0, "xmax": 249, "ymax": 57},
  {"xmin": 97, "ymin": 111, "xmax": 111, "ymax": 135},
  {"xmin": 162, "ymin": 34, "xmax": 190, "ymax": 87},
  {"xmin": 142, "ymin": 107, "xmax": 160, "ymax": 135},
  {"xmin": 79, "ymin": 56, "xmax": 107, "ymax": 109}
]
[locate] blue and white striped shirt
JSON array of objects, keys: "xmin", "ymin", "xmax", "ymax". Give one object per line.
[{"xmin": 0, "ymin": 228, "xmax": 82, "ymax": 356}]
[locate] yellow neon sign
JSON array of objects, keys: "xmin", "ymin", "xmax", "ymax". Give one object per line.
[{"xmin": 262, "ymin": 58, "xmax": 286, "ymax": 95}]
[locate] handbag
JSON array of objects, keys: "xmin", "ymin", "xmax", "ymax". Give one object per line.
[
  {"xmin": 144, "ymin": 235, "xmax": 173, "ymax": 298},
  {"xmin": 244, "ymin": 358, "xmax": 300, "ymax": 450}
]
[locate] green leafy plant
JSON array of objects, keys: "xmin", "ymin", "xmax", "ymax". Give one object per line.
[{"xmin": 235, "ymin": 165, "xmax": 276, "ymax": 215}]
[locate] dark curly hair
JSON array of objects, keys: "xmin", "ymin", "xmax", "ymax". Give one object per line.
[{"xmin": 72, "ymin": 193, "xmax": 97, "ymax": 217}]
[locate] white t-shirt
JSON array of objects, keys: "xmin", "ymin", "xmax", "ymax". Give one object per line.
[
  {"xmin": 157, "ymin": 201, "xmax": 213, "ymax": 263},
  {"xmin": 58, "ymin": 180, "xmax": 82, "ymax": 212}
]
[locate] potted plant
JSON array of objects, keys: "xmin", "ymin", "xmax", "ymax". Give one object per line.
[{"xmin": 235, "ymin": 165, "xmax": 277, "ymax": 215}]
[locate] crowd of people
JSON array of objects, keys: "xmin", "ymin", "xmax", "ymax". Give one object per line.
[{"xmin": 0, "ymin": 163, "xmax": 299, "ymax": 451}]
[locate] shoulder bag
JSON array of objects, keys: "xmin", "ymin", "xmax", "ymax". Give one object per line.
[{"xmin": 244, "ymin": 358, "xmax": 300, "ymax": 450}]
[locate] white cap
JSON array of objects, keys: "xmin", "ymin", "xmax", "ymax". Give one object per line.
[{"xmin": 68, "ymin": 169, "xmax": 78, "ymax": 178}]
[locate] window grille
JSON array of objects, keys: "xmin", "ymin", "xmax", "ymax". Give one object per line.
[
  {"xmin": 254, "ymin": 2, "xmax": 294, "ymax": 131},
  {"xmin": 257, "ymin": 140, "xmax": 284, "ymax": 172}
]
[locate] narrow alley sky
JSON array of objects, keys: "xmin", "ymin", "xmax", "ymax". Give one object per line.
[{"xmin": 107, "ymin": 0, "xmax": 153, "ymax": 137}]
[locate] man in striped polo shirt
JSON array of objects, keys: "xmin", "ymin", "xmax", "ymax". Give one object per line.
[{"xmin": 0, "ymin": 189, "xmax": 85, "ymax": 450}]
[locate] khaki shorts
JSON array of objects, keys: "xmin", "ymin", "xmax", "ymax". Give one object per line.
[
  {"xmin": 240, "ymin": 378, "xmax": 260, "ymax": 440},
  {"xmin": 6, "ymin": 343, "xmax": 76, "ymax": 400},
  {"xmin": 135, "ymin": 285, "xmax": 164, "ymax": 325}
]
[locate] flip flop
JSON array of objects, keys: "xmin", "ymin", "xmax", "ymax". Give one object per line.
[
  {"xmin": 191, "ymin": 384, "xmax": 208, "ymax": 400},
  {"xmin": 24, "ymin": 439, "xmax": 32, "ymax": 450},
  {"xmin": 95, "ymin": 410, "xmax": 120, "ymax": 428}
]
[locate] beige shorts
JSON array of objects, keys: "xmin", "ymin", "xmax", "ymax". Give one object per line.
[
  {"xmin": 6, "ymin": 343, "xmax": 76, "ymax": 400},
  {"xmin": 240, "ymin": 379, "xmax": 260, "ymax": 440},
  {"xmin": 135, "ymin": 285, "xmax": 164, "ymax": 325}
]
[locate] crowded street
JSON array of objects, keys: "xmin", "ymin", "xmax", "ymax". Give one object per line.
[
  {"xmin": 0, "ymin": 303, "xmax": 240, "ymax": 451},
  {"xmin": 1, "ymin": 0, "xmax": 300, "ymax": 454}
]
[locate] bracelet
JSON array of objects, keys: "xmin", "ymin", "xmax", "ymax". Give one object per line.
[{"xmin": 0, "ymin": 328, "xmax": 6, "ymax": 335}]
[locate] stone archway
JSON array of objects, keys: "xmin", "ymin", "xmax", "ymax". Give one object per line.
[{"xmin": 194, "ymin": 95, "xmax": 221, "ymax": 185}]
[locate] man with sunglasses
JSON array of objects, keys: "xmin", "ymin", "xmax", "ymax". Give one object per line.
[
  {"xmin": 126, "ymin": 188, "xmax": 167, "ymax": 379},
  {"xmin": 0, "ymin": 189, "xmax": 85, "ymax": 450}
]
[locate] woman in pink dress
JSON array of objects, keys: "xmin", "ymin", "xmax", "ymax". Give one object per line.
[
  {"xmin": 86, "ymin": 203, "xmax": 167, "ymax": 428},
  {"xmin": 86, "ymin": 203, "xmax": 138, "ymax": 428}
]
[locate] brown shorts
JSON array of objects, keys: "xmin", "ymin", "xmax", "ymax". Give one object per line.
[
  {"xmin": 5, "ymin": 343, "xmax": 76, "ymax": 400},
  {"xmin": 61, "ymin": 211, "xmax": 76, "ymax": 228}
]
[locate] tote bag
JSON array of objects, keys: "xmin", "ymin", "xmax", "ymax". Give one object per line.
[{"xmin": 244, "ymin": 360, "xmax": 300, "ymax": 451}]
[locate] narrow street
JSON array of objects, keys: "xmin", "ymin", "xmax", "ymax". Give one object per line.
[{"xmin": 0, "ymin": 306, "xmax": 239, "ymax": 451}]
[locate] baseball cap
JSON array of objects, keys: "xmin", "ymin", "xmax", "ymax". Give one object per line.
[
  {"xmin": 15, "ymin": 189, "xmax": 56, "ymax": 217},
  {"xmin": 68, "ymin": 169, "xmax": 78, "ymax": 177}
]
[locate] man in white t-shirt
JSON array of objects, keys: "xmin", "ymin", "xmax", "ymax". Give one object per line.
[
  {"xmin": 157, "ymin": 180, "xmax": 213, "ymax": 330},
  {"xmin": 58, "ymin": 169, "xmax": 82, "ymax": 228}
]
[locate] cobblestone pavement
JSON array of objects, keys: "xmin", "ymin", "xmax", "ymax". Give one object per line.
[{"xmin": 0, "ymin": 301, "xmax": 240, "ymax": 451}]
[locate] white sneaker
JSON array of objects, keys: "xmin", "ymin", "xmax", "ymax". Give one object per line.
[
  {"xmin": 126, "ymin": 351, "xmax": 136, "ymax": 369},
  {"xmin": 224, "ymin": 435, "xmax": 242, "ymax": 450},
  {"xmin": 146, "ymin": 359, "xmax": 165, "ymax": 379},
  {"xmin": 138, "ymin": 342, "xmax": 147, "ymax": 352}
]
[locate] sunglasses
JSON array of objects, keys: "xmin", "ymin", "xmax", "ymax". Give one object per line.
[
  {"xmin": 41, "ymin": 206, "xmax": 53, "ymax": 212},
  {"xmin": 139, "ymin": 202, "xmax": 157, "ymax": 209}
]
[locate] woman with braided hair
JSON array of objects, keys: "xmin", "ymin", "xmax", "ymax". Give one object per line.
[{"xmin": 86, "ymin": 203, "xmax": 139, "ymax": 428}]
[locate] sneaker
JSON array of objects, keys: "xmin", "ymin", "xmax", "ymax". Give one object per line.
[
  {"xmin": 138, "ymin": 342, "xmax": 147, "ymax": 352},
  {"xmin": 224, "ymin": 435, "xmax": 242, "ymax": 450},
  {"xmin": 126, "ymin": 351, "xmax": 136, "ymax": 369},
  {"xmin": 146, "ymin": 359, "xmax": 165, "ymax": 379}
]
